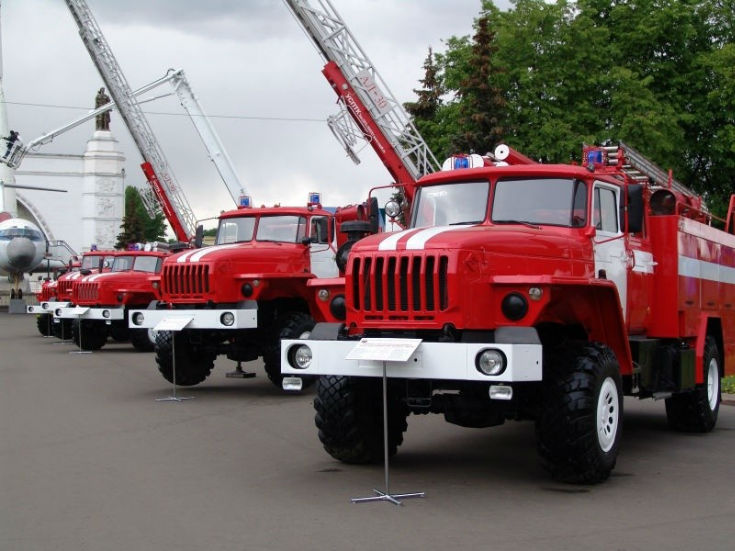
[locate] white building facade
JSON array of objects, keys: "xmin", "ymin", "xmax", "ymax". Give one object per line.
[{"xmin": 14, "ymin": 129, "xmax": 125, "ymax": 257}]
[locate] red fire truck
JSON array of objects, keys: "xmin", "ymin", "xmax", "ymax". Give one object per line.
[
  {"xmin": 128, "ymin": 197, "xmax": 378, "ymax": 388},
  {"xmin": 27, "ymin": 251, "xmax": 115, "ymax": 338},
  {"xmin": 281, "ymin": 142, "xmax": 735, "ymax": 483},
  {"xmin": 54, "ymin": 248, "xmax": 168, "ymax": 351}
]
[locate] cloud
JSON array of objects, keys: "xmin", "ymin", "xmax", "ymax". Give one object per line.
[{"xmin": 3, "ymin": 0, "xmax": 506, "ymax": 228}]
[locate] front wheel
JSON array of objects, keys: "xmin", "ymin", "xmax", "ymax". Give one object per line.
[
  {"xmin": 665, "ymin": 336, "xmax": 721, "ymax": 432},
  {"xmin": 36, "ymin": 314, "xmax": 54, "ymax": 336},
  {"xmin": 155, "ymin": 330, "xmax": 215, "ymax": 386},
  {"xmin": 314, "ymin": 375, "xmax": 409, "ymax": 464},
  {"xmin": 129, "ymin": 328, "xmax": 154, "ymax": 352},
  {"xmin": 536, "ymin": 342, "xmax": 623, "ymax": 484},
  {"xmin": 71, "ymin": 319, "xmax": 109, "ymax": 350}
]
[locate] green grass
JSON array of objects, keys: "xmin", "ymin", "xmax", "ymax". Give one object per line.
[{"xmin": 723, "ymin": 376, "xmax": 735, "ymax": 395}]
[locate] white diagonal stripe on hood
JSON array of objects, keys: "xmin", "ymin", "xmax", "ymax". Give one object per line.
[
  {"xmin": 405, "ymin": 225, "xmax": 472, "ymax": 250},
  {"xmin": 188, "ymin": 243, "xmax": 242, "ymax": 263},
  {"xmin": 377, "ymin": 229, "xmax": 422, "ymax": 251}
]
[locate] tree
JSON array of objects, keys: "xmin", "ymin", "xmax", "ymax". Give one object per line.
[
  {"xmin": 418, "ymin": 0, "xmax": 734, "ymax": 214},
  {"xmin": 115, "ymin": 186, "xmax": 167, "ymax": 249},
  {"xmin": 451, "ymin": 13, "xmax": 507, "ymax": 155}
]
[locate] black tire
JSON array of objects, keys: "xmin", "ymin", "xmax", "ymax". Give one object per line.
[
  {"xmin": 262, "ymin": 312, "xmax": 316, "ymax": 389},
  {"xmin": 109, "ymin": 322, "xmax": 129, "ymax": 343},
  {"xmin": 665, "ymin": 336, "xmax": 721, "ymax": 432},
  {"xmin": 52, "ymin": 319, "xmax": 73, "ymax": 340},
  {"xmin": 536, "ymin": 342, "xmax": 623, "ymax": 484},
  {"xmin": 314, "ymin": 375, "xmax": 409, "ymax": 464},
  {"xmin": 155, "ymin": 330, "xmax": 215, "ymax": 386},
  {"xmin": 129, "ymin": 328, "xmax": 154, "ymax": 352},
  {"xmin": 71, "ymin": 319, "xmax": 109, "ymax": 350},
  {"xmin": 36, "ymin": 314, "xmax": 54, "ymax": 337}
]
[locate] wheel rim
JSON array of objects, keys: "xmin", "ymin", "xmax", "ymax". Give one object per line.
[
  {"xmin": 707, "ymin": 358, "xmax": 720, "ymax": 412},
  {"xmin": 597, "ymin": 377, "xmax": 619, "ymax": 453}
]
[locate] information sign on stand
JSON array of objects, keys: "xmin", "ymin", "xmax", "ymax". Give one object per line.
[
  {"xmin": 345, "ymin": 338, "xmax": 425, "ymax": 506},
  {"xmin": 154, "ymin": 317, "xmax": 194, "ymax": 402}
]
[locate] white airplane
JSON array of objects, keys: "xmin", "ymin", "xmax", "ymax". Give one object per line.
[{"xmin": 0, "ymin": 213, "xmax": 48, "ymax": 299}]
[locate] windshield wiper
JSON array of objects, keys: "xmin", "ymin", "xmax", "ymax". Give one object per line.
[
  {"xmin": 449, "ymin": 220, "xmax": 482, "ymax": 226},
  {"xmin": 493, "ymin": 219, "xmax": 541, "ymax": 229}
]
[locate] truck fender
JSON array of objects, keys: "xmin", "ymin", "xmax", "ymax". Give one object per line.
[{"xmin": 694, "ymin": 315, "xmax": 724, "ymax": 383}]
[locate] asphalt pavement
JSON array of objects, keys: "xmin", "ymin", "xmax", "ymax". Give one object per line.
[{"xmin": 2, "ymin": 310, "xmax": 735, "ymax": 551}]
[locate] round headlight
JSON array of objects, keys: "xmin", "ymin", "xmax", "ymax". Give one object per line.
[
  {"xmin": 318, "ymin": 289, "xmax": 330, "ymax": 301},
  {"xmin": 132, "ymin": 312, "xmax": 144, "ymax": 326},
  {"xmin": 55, "ymin": 309, "xmax": 62, "ymax": 317},
  {"xmin": 220, "ymin": 312, "xmax": 235, "ymax": 326},
  {"xmin": 528, "ymin": 287, "xmax": 543, "ymax": 301},
  {"xmin": 102, "ymin": 310, "xmax": 111, "ymax": 319},
  {"xmin": 42, "ymin": 303, "xmax": 49, "ymax": 310},
  {"xmin": 476, "ymin": 349, "xmax": 507, "ymax": 376},
  {"xmin": 384, "ymin": 200, "xmax": 401, "ymax": 219},
  {"xmin": 329, "ymin": 294, "xmax": 346, "ymax": 321},
  {"xmin": 241, "ymin": 283, "xmax": 253, "ymax": 297},
  {"xmin": 501, "ymin": 292, "xmax": 528, "ymax": 321},
  {"xmin": 293, "ymin": 345, "xmax": 312, "ymax": 369}
]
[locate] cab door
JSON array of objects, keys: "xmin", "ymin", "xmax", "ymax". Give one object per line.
[{"xmin": 592, "ymin": 182, "xmax": 628, "ymax": 317}]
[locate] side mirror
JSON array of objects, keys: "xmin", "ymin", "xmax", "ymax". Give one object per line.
[
  {"xmin": 627, "ymin": 184, "xmax": 644, "ymax": 233},
  {"xmin": 301, "ymin": 236, "xmax": 313, "ymax": 246},
  {"xmin": 194, "ymin": 224, "xmax": 204, "ymax": 248}
]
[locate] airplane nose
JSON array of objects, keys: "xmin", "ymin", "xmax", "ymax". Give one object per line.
[{"xmin": 7, "ymin": 237, "xmax": 37, "ymax": 271}]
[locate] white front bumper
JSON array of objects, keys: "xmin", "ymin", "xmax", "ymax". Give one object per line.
[
  {"xmin": 27, "ymin": 301, "xmax": 70, "ymax": 315},
  {"xmin": 281, "ymin": 339, "xmax": 543, "ymax": 382},
  {"xmin": 55, "ymin": 306, "xmax": 125, "ymax": 321},
  {"xmin": 127, "ymin": 307, "xmax": 257, "ymax": 330}
]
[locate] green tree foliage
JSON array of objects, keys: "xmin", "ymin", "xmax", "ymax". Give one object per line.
[
  {"xmin": 407, "ymin": 0, "xmax": 734, "ymax": 214},
  {"xmin": 451, "ymin": 12, "xmax": 507, "ymax": 155},
  {"xmin": 115, "ymin": 186, "xmax": 167, "ymax": 249}
]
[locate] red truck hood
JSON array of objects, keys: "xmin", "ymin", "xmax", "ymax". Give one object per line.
[{"xmin": 356, "ymin": 224, "xmax": 589, "ymax": 262}]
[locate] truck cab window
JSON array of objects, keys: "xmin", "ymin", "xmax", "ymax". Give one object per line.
[{"xmin": 593, "ymin": 186, "xmax": 619, "ymax": 233}]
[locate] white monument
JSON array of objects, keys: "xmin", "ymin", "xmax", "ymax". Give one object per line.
[{"xmin": 15, "ymin": 128, "xmax": 125, "ymax": 255}]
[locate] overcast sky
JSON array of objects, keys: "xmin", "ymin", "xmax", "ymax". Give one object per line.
[{"xmin": 2, "ymin": 0, "xmax": 509, "ymax": 228}]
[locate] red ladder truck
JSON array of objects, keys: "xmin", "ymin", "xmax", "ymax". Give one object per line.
[{"xmin": 282, "ymin": 142, "xmax": 735, "ymax": 483}]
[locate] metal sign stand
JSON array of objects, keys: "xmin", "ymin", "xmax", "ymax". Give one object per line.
[
  {"xmin": 68, "ymin": 308, "xmax": 92, "ymax": 355},
  {"xmin": 346, "ymin": 338, "xmax": 425, "ymax": 506},
  {"xmin": 153, "ymin": 317, "xmax": 194, "ymax": 403}
]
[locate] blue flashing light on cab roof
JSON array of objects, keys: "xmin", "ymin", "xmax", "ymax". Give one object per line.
[{"xmin": 239, "ymin": 195, "xmax": 252, "ymax": 208}]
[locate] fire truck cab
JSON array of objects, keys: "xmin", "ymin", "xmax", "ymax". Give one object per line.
[
  {"xmin": 54, "ymin": 249, "xmax": 167, "ymax": 351},
  {"xmin": 27, "ymin": 251, "xmax": 116, "ymax": 338},
  {"xmin": 281, "ymin": 143, "xmax": 735, "ymax": 484},
  {"xmin": 129, "ymin": 196, "xmax": 378, "ymax": 388}
]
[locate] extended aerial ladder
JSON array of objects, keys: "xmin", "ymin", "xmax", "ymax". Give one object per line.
[
  {"xmin": 64, "ymin": 0, "xmax": 198, "ymax": 242},
  {"xmin": 283, "ymin": 0, "xmax": 440, "ymax": 203}
]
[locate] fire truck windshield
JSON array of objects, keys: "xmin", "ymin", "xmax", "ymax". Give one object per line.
[
  {"xmin": 216, "ymin": 216, "xmax": 256, "ymax": 244},
  {"xmin": 492, "ymin": 178, "xmax": 587, "ymax": 228},
  {"xmin": 81, "ymin": 255, "xmax": 103, "ymax": 270},
  {"xmin": 132, "ymin": 256, "xmax": 162, "ymax": 273},
  {"xmin": 111, "ymin": 256, "xmax": 135, "ymax": 272},
  {"xmin": 256, "ymin": 215, "xmax": 307, "ymax": 243},
  {"xmin": 411, "ymin": 181, "xmax": 489, "ymax": 228}
]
